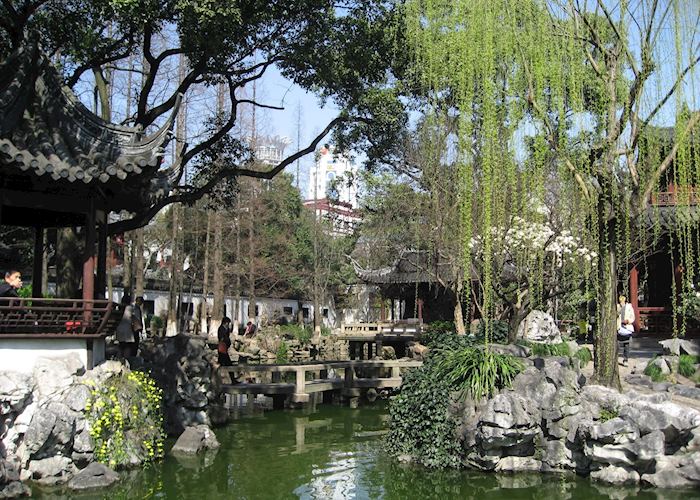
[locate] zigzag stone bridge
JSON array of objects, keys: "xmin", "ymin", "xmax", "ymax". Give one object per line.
[{"xmin": 218, "ymin": 359, "xmax": 422, "ymax": 408}]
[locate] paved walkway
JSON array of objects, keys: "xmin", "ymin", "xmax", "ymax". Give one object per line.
[{"xmin": 580, "ymin": 335, "xmax": 700, "ymax": 411}]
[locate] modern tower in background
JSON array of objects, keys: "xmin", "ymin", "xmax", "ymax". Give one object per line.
[
  {"xmin": 304, "ymin": 144, "xmax": 360, "ymax": 235},
  {"xmin": 307, "ymin": 145, "xmax": 359, "ymax": 208}
]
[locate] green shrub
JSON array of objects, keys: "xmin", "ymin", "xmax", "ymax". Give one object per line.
[
  {"xmin": 425, "ymin": 331, "xmax": 476, "ymax": 353},
  {"xmin": 320, "ymin": 325, "xmax": 332, "ymax": 337},
  {"xmin": 150, "ymin": 315, "xmax": 164, "ymax": 330},
  {"xmin": 421, "ymin": 321, "xmax": 457, "ymax": 347},
  {"xmin": 385, "ymin": 365, "xmax": 462, "ymax": 468},
  {"xmin": 84, "ymin": 371, "xmax": 164, "ymax": 468},
  {"xmin": 528, "ymin": 342, "xmax": 571, "ymax": 357},
  {"xmin": 678, "ymin": 355, "xmax": 698, "ymax": 378},
  {"xmin": 276, "ymin": 342, "xmax": 290, "ymax": 363},
  {"xmin": 643, "ymin": 359, "xmax": 667, "ymax": 382},
  {"xmin": 280, "ymin": 324, "xmax": 312, "ymax": 344},
  {"xmin": 476, "ymin": 319, "xmax": 510, "ymax": 344},
  {"xmin": 573, "ymin": 346, "xmax": 593, "ymax": 367},
  {"xmin": 433, "ymin": 347, "xmax": 524, "ymax": 400}
]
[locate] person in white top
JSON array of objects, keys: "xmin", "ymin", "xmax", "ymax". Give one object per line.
[{"xmin": 616, "ymin": 295, "xmax": 635, "ymax": 366}]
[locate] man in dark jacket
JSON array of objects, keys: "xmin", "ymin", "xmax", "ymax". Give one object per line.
[{"xmin": 0, "ymin": 270, "xmax": 22, "ymax": 297}]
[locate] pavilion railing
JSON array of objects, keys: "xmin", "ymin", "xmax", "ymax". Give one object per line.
[
  {"xmin": 0, "ymin": 297, "xmax": 119, "ymax": 337},
  {"xmin": 650, "ymin": 189, "xmax": 700, "ymax": 206}
]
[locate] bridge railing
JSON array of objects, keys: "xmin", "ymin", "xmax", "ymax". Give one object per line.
[{"xmin": 219, "ymin": 359, "xmax": 422, "ymax": 403}]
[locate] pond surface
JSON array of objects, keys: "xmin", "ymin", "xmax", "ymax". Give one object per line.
[{"xmin": 33, "ymin": 403, "xmax": 699, "ymax": 499}]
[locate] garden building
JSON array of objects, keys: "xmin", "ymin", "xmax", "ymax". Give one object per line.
[{"xmin": 0, "ymin": 37, "xmax": 177, "ymax": 370}]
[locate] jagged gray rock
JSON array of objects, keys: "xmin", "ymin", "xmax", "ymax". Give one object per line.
[
  {"xmin": 27, "ymin": 456, "xmax": 76, "ymax": 485},
  {"xmin": 516, "ymin": 310, "xmax": 562, "ymax": 344},
  {"xmin": 139, "ymin": 335, "xmax": 220, "ymax": 435},
  {"xmin": 67, "ymin": 462, "xmax": 119, "ymax": 490},
  {"xmin": 591, "ymin": 465, "xmax": 640, "ymax": 485},
  {"xmin": 171, "ymin": 425, "xmax": 220, "ymax": 455},
  {"xmin": 455, "ymin": 358, "xmax": 700, "ymax": 489},
  {"xmin": 642, "ymin": 452, "xmax": 700, "ymax": 488}
]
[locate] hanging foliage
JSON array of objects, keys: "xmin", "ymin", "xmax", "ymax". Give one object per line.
[{"xmin": 405, "ymin": 0, "xmax": 700, "ymax": 387}]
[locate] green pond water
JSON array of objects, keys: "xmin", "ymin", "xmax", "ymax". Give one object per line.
[{"xmin": 33, "ymin": 403, "xmax": 700, "ymax": 500}]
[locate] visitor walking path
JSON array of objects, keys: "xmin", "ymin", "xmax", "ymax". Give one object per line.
[{"xmin": 581, "ymin": 336, "xmax": 700, "ymax": 411}]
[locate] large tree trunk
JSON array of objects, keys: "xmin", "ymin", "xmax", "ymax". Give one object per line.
[
  {"xmin": 593, "ymin": 216, "xmax": 621, "ymax": 389},
  {"xmin": 166, "ymin": 205, "xmax": 180, "ymax": 336},
  {"xmin": 247, "ymin": 195, "xmax": 256, "ymax": 324},
  {"xmin": 199, "ymin": 210, "xmax": 212, "ymax": 335},
  {"xmin": 56, "ymin": 228, "xmax": 81, "ymax": 298},
  {"xmin": 234, "ymin": 196, "xmax": 242, "ymax": 333},
  {"xmin": 507, "ymin": 290, "xmax": 530, "ymax": 344},
  {"xmin": 453, "ymin": 277, "xmax": 466, "ymax": 335},
  {"xmin": 122, "ymin": 234, "xmax": 131, "ymax": 296},
  {"xmin": 134, "ymin": 228, "xmax": 145, "ymax": 297},
  {"xmin": 211, "ymin": 212, "xmax": 224, "ymax": 335}
]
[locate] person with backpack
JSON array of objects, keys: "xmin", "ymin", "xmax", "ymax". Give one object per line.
[{"xmin": 617, "ymin": 294, "xmax": 635, "ymax": 367}]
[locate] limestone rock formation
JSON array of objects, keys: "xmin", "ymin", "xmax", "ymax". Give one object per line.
[
  {"xmin": 455, "ymin": 356, "xmax": 700, "ymax": 488},
  {"xmin": 515, "ymin": 310, "xmax": 562, "ymax": 344},
  {"xmin": 67, "ymin": 462, "xmax": 119, "ymax": 490},
  {"xmin": 171, "ymin": 425, "xmax": 220, "ymax": 455}
]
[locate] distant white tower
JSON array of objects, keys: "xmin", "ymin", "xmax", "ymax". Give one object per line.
[{"xmin": 307, "ymin": 145, "xmax": 358, "ymax": 207}]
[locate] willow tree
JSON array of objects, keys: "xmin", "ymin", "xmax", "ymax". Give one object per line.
[{"xmin": 406, "ymin": 0, "xmax": 700, "ymax": 387}]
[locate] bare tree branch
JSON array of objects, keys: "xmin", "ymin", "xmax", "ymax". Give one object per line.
[{"xmin": 640, "ymin": 112, "xmax": 700, "ymax": 211}]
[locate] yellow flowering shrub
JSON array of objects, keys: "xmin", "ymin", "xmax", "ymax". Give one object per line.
[{"xmin": 84, "ymin": 371, "xmax": 164, "ymax": 467}]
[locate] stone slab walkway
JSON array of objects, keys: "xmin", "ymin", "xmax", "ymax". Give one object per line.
[{"xmin": 580, "ymin": 336, "xmax": 700, "ymax": 411}]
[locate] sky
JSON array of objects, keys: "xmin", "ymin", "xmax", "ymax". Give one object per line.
[{"xmin": 256, "ymin": 66, "xmax": 341, "ymax": 198}]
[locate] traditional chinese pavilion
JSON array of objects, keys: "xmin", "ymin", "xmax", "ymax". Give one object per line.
[
  {"xmin": 0, "ymin": 36, "xmax": 177, "ymax": 370},
  {"xmin": 353, "ymin": 249, "xmax": 461, "ymax": 323}
]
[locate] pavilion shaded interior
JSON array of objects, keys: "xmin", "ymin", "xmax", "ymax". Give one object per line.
[{"xmin": 0, "ymin": 36, "xmax": 177, "ymax": 300}]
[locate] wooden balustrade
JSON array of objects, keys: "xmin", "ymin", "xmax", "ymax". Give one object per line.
[
  {"xmin": 650, "ymin": 189, "xmax": 700, "ymax": 206},
  {"xmin": 0, "ymin": 297, "xmax": 119, "ymax": 337}
]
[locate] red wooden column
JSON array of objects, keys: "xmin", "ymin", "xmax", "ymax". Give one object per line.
[
  {"xmin": 630, "ymin": 266, "xmax": 639, "ymax": 331},
  {"xmin": 82, "ymin": 205, "xmax": 96, "ymax": 326},
  {"xmin": 95, "ymin": 211, "xmax": 107, "ymax": 299}
]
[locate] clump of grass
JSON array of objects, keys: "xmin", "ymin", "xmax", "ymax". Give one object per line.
[
  {"xmin": 678, "ymin": 354, "xmax": 698, "ymax": 378},
  {"xmin": 643, "ymin": 358, "xmax": 667, "ymax": 382},
  {"xmin": 432, "ymin": 347, "xmax": 524, "ymax": 400},
  {"xmin": 574, "ymin": 346, "xmax": 593, "ymax": 367},
  {"xmin": 599, "ymin": 407, "xmax": 619, "ymax": 422}
]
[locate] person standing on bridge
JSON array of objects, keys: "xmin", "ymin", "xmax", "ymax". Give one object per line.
[{"xmin": 218, "ymin": 316, "xmax": 233, "ymax": 366}]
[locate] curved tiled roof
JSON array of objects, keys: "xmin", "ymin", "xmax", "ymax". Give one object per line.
[{"xmin": 0, "ymin": 36, "xmax": 177, "ymax": 185}]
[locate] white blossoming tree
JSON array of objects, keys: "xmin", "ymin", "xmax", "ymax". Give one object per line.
[{"xmin": 470, "ymin": 216, "xmax": 596, "ymax": 342}]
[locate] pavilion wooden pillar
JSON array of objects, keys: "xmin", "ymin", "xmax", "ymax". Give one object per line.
[
  {"xmin": 95, "ymin": 211, "xmax": 107, "ymax": 300},
  {"xmin": 417, "ymin": 298, "xmax": 424, "ymax": 323},
  {"xmin": 32, "ymin": 226, "xmax": 44, "ymax": 297},
  {"xmin": 83, "ymin": 203, "xmax": 96, "ymax": 324},
  {"xmin": 630, "ymin": 266, "xmax": 639, "ymax": 331}
]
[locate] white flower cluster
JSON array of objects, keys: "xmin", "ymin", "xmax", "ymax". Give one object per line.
[{"xmin": 470, "ymin": 217, "xmax": 597, "ymax": 268}]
